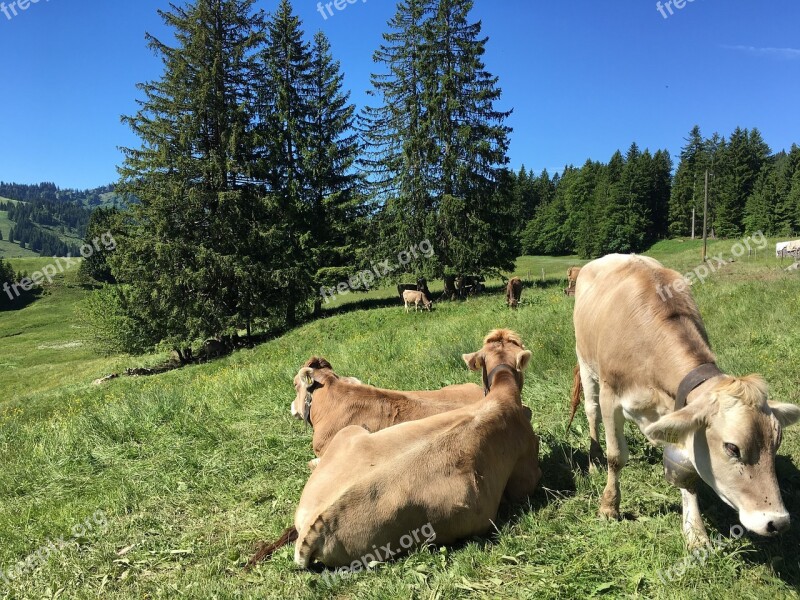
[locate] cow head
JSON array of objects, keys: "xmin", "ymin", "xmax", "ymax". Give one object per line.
[
  {"xmin": 646, "ymin": 375, "xmax": 800, "ymax": 536},
  {"xmin": 462, "ymin": 329, "xmax": 532, "ymax": 391},
  {"xmin": 291, "ymin": 357, "xmax": 333, "ymax": 421},
  {"xmin": 291, "ymin": 358, "xmax": 362, "ymax": 422}
]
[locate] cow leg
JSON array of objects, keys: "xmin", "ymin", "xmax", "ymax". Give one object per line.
[
  {"xmin": 404, "ymin": 301, "xmax": 410, "ymax": 313},
  {"xmin": 578, "ymin": 359, "xmax": 604, "ymax": 468},
  {"xmin": 680, "ymin": 488, "xmax": 710, "ymax": 549},
  {"xmin": 599, "ymin": 387, "xmax": 627, "ymax": 520}
]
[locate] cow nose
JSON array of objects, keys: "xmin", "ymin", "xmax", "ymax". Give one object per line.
[{"xmin": 767, "ymin": 514, "xmax": 790, "ymax": 534}]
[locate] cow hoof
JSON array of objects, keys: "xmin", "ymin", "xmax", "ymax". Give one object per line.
[
  {"xmin": 684, "ymin": 529, "xmax": 710, "ymax": 551},
  {"xmin": 599, "ymin": 505, "xmax": 620, "ymax": 521}
]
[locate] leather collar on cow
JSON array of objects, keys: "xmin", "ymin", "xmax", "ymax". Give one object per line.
[
  {"xmin": 303, "ymin": 381, "xmax": 322, "ymax": 427},
  {"xmin": 482, "ymin": 363, "xmax": 519, "ymax": 396},
  {"xmin": 676, "ymin": 363, "xmax": 724, "ymax": 410}
]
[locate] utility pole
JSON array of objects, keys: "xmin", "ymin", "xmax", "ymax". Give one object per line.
[{"xmin": 702, "ymin": 170, "xmax": 709, "ymax": 262}]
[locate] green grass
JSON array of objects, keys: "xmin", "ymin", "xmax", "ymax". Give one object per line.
[{"xmin": 1, "ymin": 242, "xmax": 800, "ymax": 598}]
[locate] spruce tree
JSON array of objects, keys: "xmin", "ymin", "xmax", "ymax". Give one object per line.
[
  {"xmin": 306, "ymin": 31, "xmax": 364, "ymax": 297},
  {"xmin": 363, "ymin": 0, "xmax": 514, "ymax": 279},
  {"xmin": 114, "ymin": 0, "xmax": 272, "ymax": 350},
  {"xmin": 361, "ymin": 0, "xmax": 438, "ymax": 276},
  {"xmin": 668, "ymin": 126, "xmax": 707, "ymax": 237},
  {"xmin": 426, "ymin": 0, "xmax": 514, "ymax": 275}
]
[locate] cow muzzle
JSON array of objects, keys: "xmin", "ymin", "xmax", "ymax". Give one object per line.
[
  {"xmin": 739, "ymin": 510, "xmax": 791, "ymax": 537},
  {"xmin": 291, "ymin": 401, "xmax": 303, "ymax": 420}
]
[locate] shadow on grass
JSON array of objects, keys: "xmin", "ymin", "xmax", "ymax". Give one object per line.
[
  {"xmin": 0, "ymin": 289, "xmax": 43, "ymax": 312},
  {"xmin": 690, "ymin": 454, "xmax": 800, "ymax": 588}
]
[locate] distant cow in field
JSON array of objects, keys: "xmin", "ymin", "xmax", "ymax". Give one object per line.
[
  {"xmin": 290, "ymin": 357, "xmax": 485, "ymax": 460},
  {"xmin": 397, "ymin": 277, "xmax": 431, "ymax": 302},
  {"xmin": 571, "ymin": 253, "xmax": 800, "ymax": 547},
  {"xmin": 567, "ymin": 266, "xmax": 581, "ymax": 289},
  {"xmin": 402, "ymin": 289, "xmax": 432, "ymax": 312},
  {"xmin": 506, "ymin": 277, "xmax": 522, "ymax": 308},
  {"xmin": 251, "ymin": 330, "xmax": 540, "ymax": 570}
]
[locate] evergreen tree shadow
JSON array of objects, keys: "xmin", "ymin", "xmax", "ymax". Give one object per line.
[{"xmin": 0, "ymin": 289, "xmax": 43, "ymax": 312}]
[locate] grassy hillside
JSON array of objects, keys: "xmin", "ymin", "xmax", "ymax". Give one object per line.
[
  {"xmin": 1, "ymin": 241, "xmax": 800, "ymax": 598},
  {"xmin": 0, "ymin": 206, "xmax": 40, "ymax": 259}
]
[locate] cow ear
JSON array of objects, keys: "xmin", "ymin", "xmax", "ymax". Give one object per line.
[
  {"xmin": 297, "ymin": 367, "xmax": 314, "ymax": 387},
  {"xmin": 463, "ymin": 352, "xmax": 483, "ymax": 371},
  {"xmin": 769, "ymin": 401, "xmax": 800, "ymax": 428},
  {"xmin": 516, "ymin": 350, "xmax": 532, "ymax": 372},
  {"xmin": 645, "ymin": 402, "xmax": 712, "ymax": 445}
]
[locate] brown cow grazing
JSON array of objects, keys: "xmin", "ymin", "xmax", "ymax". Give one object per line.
[
  {"xmin": 572, "ymin": 254, "xmax": 800, "ymax": 547},
  {"xmin": 402, "ymin": 289, "xmax": 432, "ymax": 312},
  {"xmin": 506, "ymin": 277, "xmax": 523, "ymax": 308},
  {"xmin": 289, "ymin": 330, "xmax": 540, "ymax": 568},
  {"xmin": 291, "ymin": 358, "xmax": 485, "ymax": 459}
]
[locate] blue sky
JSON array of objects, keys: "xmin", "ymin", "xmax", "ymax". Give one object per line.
[{"xmin": 0, "ymin": 0, "xmax": 798, "ymax": 189}]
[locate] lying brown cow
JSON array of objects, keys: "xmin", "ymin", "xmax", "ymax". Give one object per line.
[
  {"xmin": 506, "ymin": 277, "xmax": 522, "ymax": 308},
  {"xmin": 571, "ymin": 254, "xmax": 800, "ymax": 547},
  {"xmin": 289, "ymin": 330, "xmax": 540, "ymax": 568},
  {"xmin": 291, "ymin": 357, "xmax": 485, "ymax": 459}
]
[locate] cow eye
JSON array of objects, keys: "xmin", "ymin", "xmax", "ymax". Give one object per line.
[{"xmin": 724, "ymin": 443, "xmax": 741, "ymax": 459}]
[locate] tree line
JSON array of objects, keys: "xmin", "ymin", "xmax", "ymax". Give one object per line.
[
  {"xmin": 669, "ymin": 125, "xmax": 800, "ymax": 239},
  {"xmin": 0, "ymin": 182, "xmax": 119, "ymax": 208},
  {"xmin": 514, "ymin": 125, "xmax": 799, "ymax": 258}
]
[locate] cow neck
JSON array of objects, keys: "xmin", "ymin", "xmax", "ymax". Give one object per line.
[
  {"xmin": 675, "ymin": 363, "xmax": 725, "ymax": 410},
  {"xmin": 482, "ymin": 363, "xmax": 519, "ymax": 396}
]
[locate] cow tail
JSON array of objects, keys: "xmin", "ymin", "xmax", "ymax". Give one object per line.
[
  {"xmin": 567, "ymin": 364, "xmax": 582, "ymax": 433},
  {"xmin": 245, "ymin": 526, "xmax": 298, "ymax": 570}
]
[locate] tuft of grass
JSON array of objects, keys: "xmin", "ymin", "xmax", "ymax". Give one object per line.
[{"xmin": 1, "ymin": 243, "xmax": 800, "ymax": 598}]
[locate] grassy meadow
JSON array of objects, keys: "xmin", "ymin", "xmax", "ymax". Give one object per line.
[{"xmin": 1, "ymin": 240, "xmax": 800, "ymax": 599}]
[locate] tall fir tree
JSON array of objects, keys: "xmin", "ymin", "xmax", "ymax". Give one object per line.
[
  {"xmin": 363, "ymin": 0, "xmax": 514, "ymax": 278},
  {"xmin": 426, "ymin": 0, "xmax": 515, "ymax": 275},
  {"xmin": 306, "ymin": 31, "xmax": 364, "ymax": 298},
  {"xmin": 668, "ymin": 125, "xmax": 707, "ymax": 237},
  {"xmin": 361, "ymin": 0, "xmax": 437, "ymax": 276},
  {"xmin": 114, "ymin": 0, "xmax": 284, "ymax": 352}
]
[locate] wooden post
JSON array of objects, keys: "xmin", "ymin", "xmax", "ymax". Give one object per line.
[
  {"xmin": 541, "ymin": 268, "xmax": 545, "ymax": 283},
  {"xmin": 691, "ymin": 207, "xmax": 695, "ymax": 240},
  {"xmin": 702, "ymin": 170, "xmax": 709, "ymax": 262}
]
